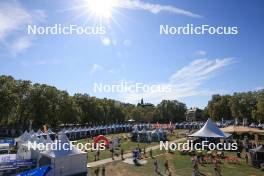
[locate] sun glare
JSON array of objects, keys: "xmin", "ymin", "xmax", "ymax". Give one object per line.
[{"xmin": 86, "ymin": 0, "xmax": 118, "ymax": 19}]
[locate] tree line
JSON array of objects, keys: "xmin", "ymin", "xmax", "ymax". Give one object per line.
[
  {"xmin": 2, "ymin": 75, "xmax": 263, "ymax": 131},
  {"xmin": 0, "ymin": 75, "xmax": 187, "ymax": 130},
  {"xmin": 204, "ymin": 90, "xmax": 264, "ymax": 122}
]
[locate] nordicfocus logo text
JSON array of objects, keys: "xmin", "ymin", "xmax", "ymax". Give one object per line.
[
  {"xmin": 26, "ymin": 141, "xmax": 106, "ymax": 151},
  {"xmin": 160, "ymin": 24, "xmax": 238, "ymax": 35},
  {"xmin": 160, "ymin": 140, "xmax": 238, "ymax": 151},
  {"xmin": 27, "ymin": 24, "xmax": 106, "ymax": 35},
  {"xmin": 26, "ymin": 135, "xmax": 109, "ymax": 151}
]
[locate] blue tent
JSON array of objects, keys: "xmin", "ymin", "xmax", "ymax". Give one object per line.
[{"xmin": 17, "ymin": 165, "xmax": 51, "ymax": 176}]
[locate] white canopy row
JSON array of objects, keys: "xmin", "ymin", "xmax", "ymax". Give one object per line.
[{"xmin": 60, "ymin": 124, "xmax": 135, "ymax": 134}]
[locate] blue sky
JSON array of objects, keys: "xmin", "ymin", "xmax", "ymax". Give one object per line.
[{"xmin": 0, "ymin": 0, "xmax": 264, "ymax": 108}]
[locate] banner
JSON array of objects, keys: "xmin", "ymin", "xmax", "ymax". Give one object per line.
[{"xmin": 0, "ymin": 154, "xmax": 17, "ymax": 163}]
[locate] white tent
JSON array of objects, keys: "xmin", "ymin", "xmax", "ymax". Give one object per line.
[
  {"xmin": 17, "ymin": 134, "xmax": 43, "ymax": 161},
  {"xmin": 47, "ymin": 128, "xmax": 56, "ymax": 135},
  {"xmin": 29, "ymin": 130, "xmax": 36, "ymax": 136},
  {"xmin": 15, "ymin": 131, "xmax": 33, "ymax": 151},
  {"xmin": 45, "ymin": 133, "xmax": 53, "ymax": 144},
  {"xmin": 40, "ymin": 131, "xmax": 87, "ymax": 176},
  {"xmin": 189, "ymin": 118, "xmax": 229, "ymax": 138},
  {"xmin": 15, "ymin": 131, "xmax": 31, "ymax": 144},
  {"xmin": 36, "ymin": 129, "xmax": 45, "ymax": 136}
]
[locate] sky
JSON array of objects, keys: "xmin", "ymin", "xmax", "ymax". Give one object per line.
[{"xmin": 0, "ymin": 0, "xmax": 264, "ymax": 108}]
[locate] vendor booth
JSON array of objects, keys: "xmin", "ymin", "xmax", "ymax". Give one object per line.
[
  {"xmin": 250, "ymin": 145, "xmax": 264, "ymax": 168},
  {"xmin": 39, "ymin": 132, "xmax": 87, "ymax": 176}
]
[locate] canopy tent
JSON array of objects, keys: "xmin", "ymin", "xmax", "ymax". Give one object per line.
[
  {"xmin": 151, "ymin": 128, "xmax": 166, "ymax": 142},
  {"xmin": 15, "ymin": 131, "xmax": 31, "ymax": 144},
  {"xmin": 29, "ymin": 130, "xmax": 36, "ymax": 136},
  {"xmin": 221, "ymin": 126, "xmax": 264, "ymax": 135},
  {"xmin": 251, "ymin": 145, "xmax": 264, "ymax": 153},
  {"xmin": 189, "ymin": 118, "xmax": 229, "ymax": 138},
  {"xmin": 36, "ymin": 129, "xmax": 46, "ymax": 136},
  {"xmin": 40, "ymin": 132, "xmax": 87, "ymax": 176},
  {"xmin": 41, "ymin": 132, "xmax": 84, "ymax": 158},
  {"xmin": 39, "ymin": 136, "xmax": 47, "ymax": 144},
  {"xmin": 21, "ymin": 134, "xmax": 45, "ymax": 160},
  {"xmin": 47, "ymin": 129, "xmax": 55, "ymax": 135},
  {"xmin": 45, "ymin": 133, "xmax": 53, "ymax": 144},
  {"xmin": 132, "ymin": 126, "xmax": 139, "ymax": 133},
  {"xmin": 137, "ymin": 128, "xmax": 151, "ymax": 143},
  {"xmin": 250, "ymin": 145, "xmax": 264, "ymax": 167},
  {"xmin": 29, "ymin": 135, "xmax": 41, "ymax": 143}
]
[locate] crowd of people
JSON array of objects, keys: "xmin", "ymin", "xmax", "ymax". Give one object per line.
[{"xmin": 90, "ymin": 130, "xmax": 263, "ymax": 176}]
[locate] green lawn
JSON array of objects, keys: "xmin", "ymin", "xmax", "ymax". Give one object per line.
[
  {"xmin": 76, "ymin": 131, "xmax": 183, "ymax": 162},
  {"xmin": 82, "ymin": 131, "xmax": 263, "ymax": 176},
  {"xmin": 89, "ymin": 151, "xmax": 264, "ymax": 176}
]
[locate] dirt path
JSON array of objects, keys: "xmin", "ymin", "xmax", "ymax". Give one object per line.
[{"xmin": 87, "ymin": 138, "xmax": 186, "ymax": 168}]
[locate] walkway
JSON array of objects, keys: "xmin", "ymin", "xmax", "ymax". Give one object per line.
[{"xmin": 87, "ymin": 137, "xmax": 186, "ymax": 167}]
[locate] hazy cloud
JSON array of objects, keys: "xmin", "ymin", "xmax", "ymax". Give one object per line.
[
  {"xmin": 122, "ymin": 58, "xmax": 234, "ymax": 103},
  {"xmin": 118, "ymin": 0, "xmax": 202, "ymax": 18},
  {"xmin": 0, "ymin": 1, "xmax": 46, "ymax": 55},
  {"xmin": 10, "ymin": 36, "xmax": 33, "ymax": 56},
  {"xmin": 21, "ymin": 58, "xmax": 62, "ymax": 67},
  {"xmin": 256, "ymin": 86, "xmax": 264, "ymax": 91},
  {"xmin": 195, "ymin": 50, "xmax": 207, "ymax": 56},
  {"xmin": 89, "ymin": 64, "xmax": 103, "ymax": 75}
]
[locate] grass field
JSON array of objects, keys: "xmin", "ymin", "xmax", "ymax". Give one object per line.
[
  {"xmin": 76, "ymin": 130, "xmax": 263, "ymax": 176},
  {"xmin": 83, "ymin": 131, "xmax": 263, "ymax": 176},
  {"xmin": 77, "ymin": 130, "xmax": 185, "ymax": 162},
  {"xmin": 89, "ymin": 150, "xmax": 264, "ymax": 176}
]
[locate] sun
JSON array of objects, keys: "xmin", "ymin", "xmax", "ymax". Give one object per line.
[{"xmin": 86, "ymin": 0, "xmax": 118, "ymax": 19}]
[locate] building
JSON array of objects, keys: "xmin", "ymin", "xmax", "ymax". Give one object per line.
[
  {"xmin": 137, "ymin": 98, "xmax": 154, "ymax": 107},
  {"xmin": 185, "ymin": 107, "xmax": 203, "ymax": 122}
]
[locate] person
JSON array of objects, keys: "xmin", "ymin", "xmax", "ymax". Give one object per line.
[
  {"xmin": 213, "ymin": 157, "xmax": 222, "ymax": 176},
  {"xmin": 111, "ymin": 148, "xmax": 115, "ymax": 160},
  {"xmin": 154, "ymin": 159, "xmax": 158, "ymax": 173},
  {"xmin": 97, "ymin": 150, "xmax": 100, "ymax": 160},
  {"xmin": 102, "ymin": 165, "xmax": 106, "ymax": 176},
  {"xmin": 139, "ymin": 147, "xmax": 142, "ymax": 159},
  {"xmin": 94, "ymin": 150, "xmax": 97, "ymax": 161},
  {"xmin": 168, "ymin": 171, "xmax": 172, "ymax": 176},
  {"xmin": 237, "ymin": 151, "xmax": 241, "ymax": 158},
  {"xmin": 143, "ymin": 147, "xmax": 146, "ymax": 158},
  {"xmin": 94, "ymin": 167, "xmax": 99, "ymax": 176},
  {"xmin": 191, "ymin": 155, "xmax": 199, "ymax": 175},
  {"xmin": 245, "ymin": 153, "xmax": 249, "ymax": 164},
  {"xmin": 164, "ymin": 159, "xmax": 170, "ymax": 174},
  {"xmin": 121, "ymin": 148, "xmax": 124, "ymax": 160},
  {"xmin": 150, "ymin": 148, "xmax": 153, "ymax": 158}
]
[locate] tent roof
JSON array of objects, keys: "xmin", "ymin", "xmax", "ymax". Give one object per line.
[
  {"xmin": 36, "ymin": 129, "xmax": 45, "ymax": 136},
  {"xmin": 16, "ymin": 131, "xmax": 31, "ymax": 142},
  {"xmin": 140, "ymin": 128, "xmax": 147, "ymax": 133},
  {"xmin": 250, "ymin": 145, "xmax": 264, "ymax": 153},
  {"xmin": 39, "ymin": 135, "xmax": 47, "ymax": 144},
  {"xmin": 221, "ymin": 126, "xmax": 264, "ymax": 134},
  {"xmin": 29, "ymin": 130, "xmax": 36, "ymax": 136},
  {"xmin": 158, "ymin": 128, "xmax": 164, "ymax": 133},
  {"xmin": 45, "ymin": 133, "xmax": 53, "ymax": 144},
  {"xmin": 189, "ymin": 118, "xmax": 228, "ymax": 138},
  {"xmin": 41, "ymin": 131, "xmax": 85, "ymax": 158},
  {"xmin": 47, "ymin": 128, "xmax": 55, "ymax": 134},
  {"xmin": 29, "ymin": 135, "xmax": 41, "ymax": 143}
]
